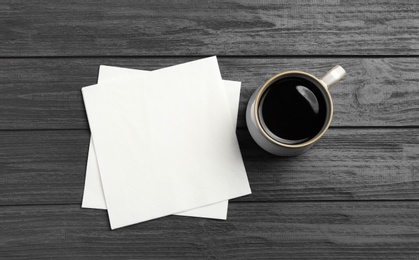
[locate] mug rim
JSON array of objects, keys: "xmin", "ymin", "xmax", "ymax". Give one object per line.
[{"xmin": 254, "ymin": 71, "xmax": 334, "ymax": 149}]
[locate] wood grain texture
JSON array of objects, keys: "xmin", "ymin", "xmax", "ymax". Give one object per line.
[
  {"xmin": 1, "ymin": 1, "xmax": 418, "ymax": 258},
  {"xmin": 1, "ymin": 0, "xmax": 418, "ymax": 56},
  {"xmin": 0, "ymin": 128, "xmax": 417, "ymax": 205},
  {"xmin": 1, "ymin": 57, "xmax": 418, "ymax": 130},
  {"xmin": 1, "ymin": 202, "xmax": 419, "ymax": 259}
]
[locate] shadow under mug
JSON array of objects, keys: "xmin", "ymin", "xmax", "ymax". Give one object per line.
[{"xmin": 246, "ymin": 65, "xmax": 346, "ymax": 156}]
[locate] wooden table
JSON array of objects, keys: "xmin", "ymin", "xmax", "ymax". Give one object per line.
[{"xmin": 1, "ymin": 1, "xmax": 418, "ymax": 259}]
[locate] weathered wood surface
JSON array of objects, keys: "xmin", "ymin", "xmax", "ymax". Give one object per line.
[
  {"xmin": 1, "ymin": 0, "xmax": 418, "ymax": 56},
  {"xmin": 1, "ymin": 202, "xmax": 419, "ymax": 259},
  {"xmin": 1, "ymin": 57, "xmax": 418, "ymax": 130},
  {"xmin": 0, "ymin": 128, "xmax": 417, "ymax": 205},
  {"xmin": 1, "ymin": 0, "xmax": 418, "ymax": 258}
]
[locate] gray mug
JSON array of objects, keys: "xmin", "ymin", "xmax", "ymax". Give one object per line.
[{"xmin": 246, "ymin": 65, "xmax": 346, "ymax": 156}]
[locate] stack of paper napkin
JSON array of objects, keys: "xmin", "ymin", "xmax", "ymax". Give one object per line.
[{"xmin": 81, "ymin": 57, "xmax": 251, "ymax": 230}]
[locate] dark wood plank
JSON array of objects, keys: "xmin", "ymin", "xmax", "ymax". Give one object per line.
[
  {"xmin": 0, "ymin": 0, "xmax": 418, "ymax": 56},
  {"xmin": 0, "ymin": 128, "xmax": 418, "ymax": 205},
  {"xmin": 1, "ymin": 57, "xmax": 418, "ymax": 130},
  {"xmin": 1, "ymin": 202, "xmax": 419, "ymax": 259}
]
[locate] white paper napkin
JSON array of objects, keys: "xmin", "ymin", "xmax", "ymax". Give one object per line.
[
  {"xmin": 82, "ymin": 65, "xmax": 243, "ymax": 220},
  {"xmin": 82, "ymin": 57, "xmax": 251, "ymax": 229}
]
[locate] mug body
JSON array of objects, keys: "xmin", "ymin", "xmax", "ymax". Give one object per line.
[{"xmin": 246, "ymin": 71, "xmax": 333, "ymax": 156}]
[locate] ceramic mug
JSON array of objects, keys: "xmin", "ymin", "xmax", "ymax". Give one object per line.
[{"xmin": 246, "ymin": 65, "xmax": 346, "ymax": 156}]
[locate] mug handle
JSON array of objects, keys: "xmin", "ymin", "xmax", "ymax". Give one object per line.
[{"xmin": 320, "ymin": 65, "xmax": 346, "ymax": 89}]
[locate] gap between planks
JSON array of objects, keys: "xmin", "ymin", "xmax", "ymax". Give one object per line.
[
  {"xmin": 0, "ymin": 126, "xmax": 418, "ymax": 132},
  {"xmin": 2, "ymin": 199, "xmax": 419, "ymax": 208},
  {"xmin": 0, "ymin": 55, "xmax": 419, "ymax": 59}
]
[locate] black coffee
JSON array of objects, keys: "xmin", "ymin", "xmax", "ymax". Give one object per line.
[{"xmin": 258, "ymin": 76, "xmax": 328, "ymax": 144}]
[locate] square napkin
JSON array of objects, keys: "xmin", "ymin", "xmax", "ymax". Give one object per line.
[
  {"xmin": 82, "ymin": 57, "xmax": 251, "ymax": 229},
  {"xmin": 82, "ymin": 65, "xmax": 243, "ymax": 219}
]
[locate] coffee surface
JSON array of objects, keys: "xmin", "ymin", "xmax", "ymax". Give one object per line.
[{"xmin": 259, "ymin": 76, "xmax": 328, "ymax": 144}]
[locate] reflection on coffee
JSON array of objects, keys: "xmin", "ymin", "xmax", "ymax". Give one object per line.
[{"xmin": 258, "ymin": 77, "xmax": 328, "ymax": 144}]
